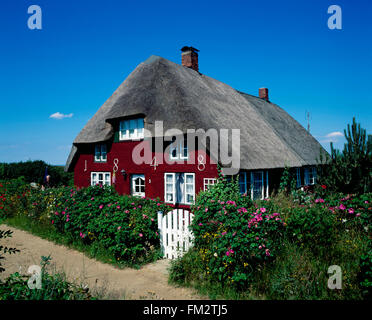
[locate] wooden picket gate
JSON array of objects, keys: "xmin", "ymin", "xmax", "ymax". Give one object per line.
[{"xmin": 157, "ymin": 209, "xmax": 194, "ymax": 259}]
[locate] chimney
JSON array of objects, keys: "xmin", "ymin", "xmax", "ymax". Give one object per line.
[
  {"xmin": 259, "ymin": 88, "xmax": 269, "ymax": 101},
  {"xmin": 181, "ymin": 46, "xmax": 199, "ymax": 72}
]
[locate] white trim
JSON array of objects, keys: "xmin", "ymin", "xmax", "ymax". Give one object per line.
[
  {"xmin": 164, "ymin": 173, "xmax": 176, "ymax": 204},
  {"xmin": 203, "ymin": 178, "xmax": 217, "ymax": 191},
  {"xmin": 250, "ymin": 171, "xmax": 265, "ymax": 200},
  {"xmin": 91, "ymin": 172, "xmax": 111, "ymax": 186},
  {"xmin": 131, "ymin": 174, "xmax": 145, "ymax": 197},
  {"xmin": 184, "ymin": 173, "xmax": 195, "ymax": 205},
  {"xmin": 94, "ymin": 144, "xmax": 107, "ymax": 162},
  {"xmin": 169, "ymin": 138, "xmax": 189, "ymax": 161},
  {"xmin": 119, "ymin": 118, "xmax": 144, "ymax": 141}
]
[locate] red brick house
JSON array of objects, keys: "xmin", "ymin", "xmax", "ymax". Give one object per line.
[{"xmin": 65, "ymin": 47, "xmax": 325, "ymax": 206}]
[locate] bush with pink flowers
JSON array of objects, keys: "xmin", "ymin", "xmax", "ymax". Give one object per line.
[
  {"xmin": 188, "ymin": 173, "xmax": 285, "ymax": 288},
  {"xmin": 50, "ymin": 184, "xmax": 170, "ymax": 265}
]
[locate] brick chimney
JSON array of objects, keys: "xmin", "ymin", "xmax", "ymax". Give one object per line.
[
  {"xmin": 181, "ymin": 46, "xmax": 199, "ymax": 72},
  {"xmin": 259, "ymin": 88, "xmax": 269, "ymax": 101}
]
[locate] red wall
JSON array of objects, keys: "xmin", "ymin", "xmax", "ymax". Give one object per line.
[{"xmin": 73, "ymin": 140, "xmax": 218, "ymax": 207}]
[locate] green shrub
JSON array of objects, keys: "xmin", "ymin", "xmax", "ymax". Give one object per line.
[
  {"xmin": 0, "ymin": 256, "xmax": 95, "ymax": 300},
  {"xmin": 50, "ymin": 185, "xmax": 170, "ymax": 265},
  {"xmin": 286, "ymin": 204, "xmax": 337, "ymax": 251}
]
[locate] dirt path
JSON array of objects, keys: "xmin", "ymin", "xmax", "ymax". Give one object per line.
[{"xmin": 0, "ymin": 225, "xmax": 205, "ymax": 300}]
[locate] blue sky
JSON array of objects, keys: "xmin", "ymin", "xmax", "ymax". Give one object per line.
[{"xmin": 0, "ymin": 0, "xmax": 371, "ymax": 165}]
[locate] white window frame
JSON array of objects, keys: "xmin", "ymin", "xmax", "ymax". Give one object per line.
[
  {"xmin": 94, "ymin": 144, "xmax": 107, "ymax": 162},
  {"xmin": 250, "ymin": 171, "xmax": 265, "ymax": 200},
  {"xmin": 91, "ymin": 172, "xmax": 111, "ymax": 186},
  {"xmin": 296, "ymin": 168, "xmax": 301, "ymax": 188},
  {"xmin": 203, "ymin": 178, "xmax": 217, "ymax": 191},
  {"xmin": 304, "ymin": 167, "xmax": 317, "ymax": 185},
  {"xmin": 169, "ymin": 137, "xmax": 188, "ymax": 161},
  {"xmin": 184, "ymin": 173, "xmax": 195, "ymax": 205},
  {"xmin": 119, "ymin": 118, "xmax": 144, "ymax": 141},
  {"xmin": 164, "ymin": 173, "xmax": 176, "ymax": 204},
  {"xmin": 164, "ymin": 173, "xmax": 195, "ymax": 205},
  {"xmin": 131, "ymin": 174, "xmax": 145, "ymax": 197}
]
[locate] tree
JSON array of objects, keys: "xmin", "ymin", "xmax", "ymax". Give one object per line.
[{"xmin": 318, "ymin": 117, "xmax": 372, "ymax": 194}]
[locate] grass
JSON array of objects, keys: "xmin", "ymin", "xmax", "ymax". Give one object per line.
[
  {"xmin": 4, "ymin": 214, "xmax": 156, "ymax": 270},
  {"xmin": 168, "ymin": 234, "xmax": 367, "ymax": 300}
]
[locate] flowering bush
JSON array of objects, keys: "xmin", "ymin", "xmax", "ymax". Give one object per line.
[
  {"xmin": 286, "ymin": 203, "xmax": 337, "ymax": 251},
  {"xmin": 189, "ymin": 174, "xmax": 285, "ymax": 288},
  {"xmin": 0, "ymin": 178, "xmax": 30, "ymax": 219},
  {"xmin": 50, "ymin": 184, "xmax": 170, "ymax": 264}
]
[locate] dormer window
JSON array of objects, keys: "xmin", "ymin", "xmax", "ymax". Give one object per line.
[
  {"xmin": 169, "ymin": 137, "xmax": 188, "ymax": 160},
  {"xmin": 119, "ymin": 118, "xmax": 144, "ymax": 140},
  {"xmin": 94, "ymin": 144, "xmax": 107, "ymax": 162}
]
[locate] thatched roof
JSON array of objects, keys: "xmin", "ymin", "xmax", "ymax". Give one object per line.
[{"xmin": 65, "ymin": 55, "xmax": 326, "ymax": 172}]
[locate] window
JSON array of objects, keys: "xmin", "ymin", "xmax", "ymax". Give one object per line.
[
  {"xmin": 304, "ymin": 167, "xmax": 317, "ymax": 185},
  {"xmin": 94, "ymin": 144, "xmax": 107, "ymax": 162},
  {"xmin": 170, "ymin": 137, "xmax": 188, "ymax": 160},
  {"xmin": 119, "ymin": 118, "xmax": 144, "ymax": 140},
  {"xmin": 164, "ymin": 173, "xmax": 195, "ymax": 205},
  {"xmin": 131, "ymin": 174, "xmax": 145, "ymax": 197},
  {"xmin": 204, "ymin": 178, "xmax": 217, "ymax": 191},
  {"xmin": 239, "ymin": 172, "xmax": 247, "ymax": 194},
  {"xmin": 296, "ymin": 168, "xmax": 301, "ymax": 188},
  {"xmin": 250, "ymin": 171, "xmax": 264, "ymax": 200},
  {"xmin": 91, "ymin": 172, "xmax": 111, "ymax": 186}
]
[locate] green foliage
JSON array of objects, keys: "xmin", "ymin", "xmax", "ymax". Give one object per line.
[
  {"xmin": 318, "ymin": 117, "xmax": 372, "ymax": 194},
  {"xmin": 279, "ymin": 166, "xmax": 296, "ymax": 193},
  {"xmin": 0, "ymin": 256, "xmax": 95, "ymax": 300},
  {"xmin": 286, "ymin": 204, "xmax": 337, "ymax": 252},
  {"xmin": 0, "ymin": 226, "xmax": 20, "ymax": 273},
  {"xmin": 50, "ymin": 185, "xmax": 170, "ymax": 265},
  {"xmin": 0, "ymin": 160, "xmax": 73, "ymax": 187},
  {"xmin": 359, "ymin": 240, "xmax": 372, "ymax": 299}
]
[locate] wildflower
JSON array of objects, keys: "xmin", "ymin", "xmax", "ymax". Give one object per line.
[
  {"xmin": 348, "ymin": 208, "xmax": 355, "ymax": 214},
  {"xmin": 51, "ymin": 220, "xmax": 54, "ymax": 224},
  {"xmin": 139, "ymin": 233, "xmax": 143, "ymax": 237},
  {"xmin": 117, "ymin": 226, "xmax": 121, "ymax": 230},
  {"xmin": 356, "ymin": 213, "xmax": 361, "ymax": 217},
  {"xmin": 321, "ymin": 185, "xmax": 327, "ymax": 189},
  {"xmin": 99, "ymin": 205, "xmax": 103, "ymax": 209},
  {"xmin": 221, "ymin": 231, "xmax": 227, "ymax": 236},
  {"xmin": 214, "ymin": 252, "xmax": 218, "ymax": 257},
  {"xmin": 260, "ymin": 207, "xmax": 266, "ymax": 213},
  {"xmin": 339, "ymin": 204, "xmax": 346, "ymax": 210},
  {"xmin": 198, "ymin": 223, "xmax": 203, "ymax": 226},
  {"xmin": 117, "ymin": 206, "xmax": 120, "ymax": 209},
  {"xmin": 205, "ymin": 208, "xmax": 209, "ymax": 212}
]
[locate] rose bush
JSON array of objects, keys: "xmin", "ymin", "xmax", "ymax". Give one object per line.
[
  {"xmin": 189, "ymin": 173, "xmax": 286, "ymax": 289},
  {"xmin": 50, "ymin": 184, "xmax": 170, "ymax": 264}
]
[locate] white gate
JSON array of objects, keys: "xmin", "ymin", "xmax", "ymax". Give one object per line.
[{"xmin": 157, "ymin": 209, "xmax": 194, "ymax": 259}]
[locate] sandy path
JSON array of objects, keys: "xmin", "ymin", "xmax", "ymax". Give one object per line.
[{"xmin": 0, "ymin": 225, "xmax": 204, "ymax": 300}]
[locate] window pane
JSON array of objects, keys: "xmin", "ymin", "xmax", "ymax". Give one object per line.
[
  {"xmin": 186, "ymin": 175, "xmax": 193, "ymax": 184},
  {"xmin": 166, "ymin": 175, "xmax": 173, "ymax": 183}
]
